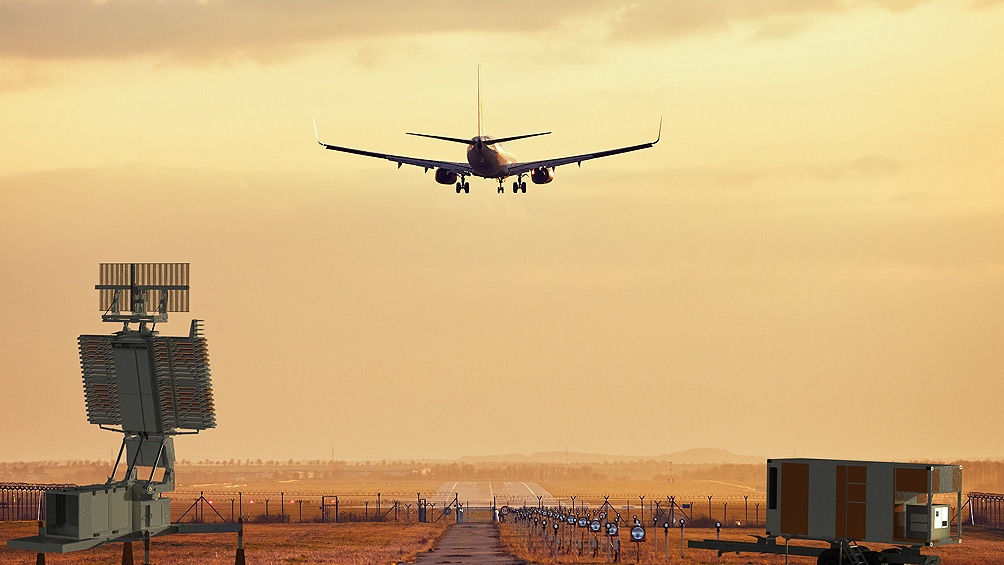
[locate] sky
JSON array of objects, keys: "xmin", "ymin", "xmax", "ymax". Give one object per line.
[{"xmin": 1, "ymin": 0, "xmax": 1003, "ymax": 464}]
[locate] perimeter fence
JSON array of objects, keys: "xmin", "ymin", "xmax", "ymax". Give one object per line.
[
  {"xmin": 169, "ymin": 490, "xmax": 435, "ymax": 524},
  {"xmin": 0, "ymin": 483, "xmax": 76, "ymax": 521},
  {"xmin": 1, "ymin": 483, "xmax": 769, "ymax": 527},
  {"xmin": 967, "ymin": 492, "xmax": 1004, "ymax": 529}
]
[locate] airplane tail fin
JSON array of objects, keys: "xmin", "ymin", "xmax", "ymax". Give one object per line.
[
  {"xmin": 478, "ymin": 63, "xmax": 483, "ymax": 138},
  {"xmin": 405, "ymin": 65, "xmax": 551, "ymax": 145}
]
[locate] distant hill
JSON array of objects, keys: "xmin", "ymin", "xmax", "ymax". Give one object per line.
[{"xmin": 457, "ymin": 448, "xmax": 762, "ymax": 465}]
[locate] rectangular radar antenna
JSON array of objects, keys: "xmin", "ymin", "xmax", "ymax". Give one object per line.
[{"xmin": 97, "ymin": 263, "xmax": 189, "ymax": 329}]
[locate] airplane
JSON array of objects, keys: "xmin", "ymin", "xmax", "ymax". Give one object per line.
[{"xmin": 313, "ymin": 67, "xmax": 661, "ymax": 194}]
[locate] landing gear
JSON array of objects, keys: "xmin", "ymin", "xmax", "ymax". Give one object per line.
[
  {"xmin": 497, "ymin": 178, "xmax": 505, "ymax": 194},
  {"xmin": 510, "ymin": 175, "xmax": 527, "ymax": 193},
  {"xmin": 455, "ymin": 180, "xmax": 470, "ymax": 194}
]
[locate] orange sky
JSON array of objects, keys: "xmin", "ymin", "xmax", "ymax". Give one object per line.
[{"xmin": 1, "ymin": 0, "xmax": 1003, "ymax": 463}]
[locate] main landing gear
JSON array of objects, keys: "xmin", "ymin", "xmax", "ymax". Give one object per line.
[
  {"xmin": 512, "ymin": 174, "xmax": 527, "ymax": 194},
  {"xmin": 455, "ymin": 179, "xmax": 470, "ymax": 193},
  {"xmin": 498, "ymin": 176, "xmax": 527, "ymax": 194}
]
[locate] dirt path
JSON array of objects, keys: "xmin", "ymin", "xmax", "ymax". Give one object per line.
[{"xmin": 412, "ymin": 523, "xmax": 524, "ymax": 565}]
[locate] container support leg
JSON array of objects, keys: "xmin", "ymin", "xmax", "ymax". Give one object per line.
[{"xmin": 235, "ymin": 517, "xmax": 246, "ymax": 565}]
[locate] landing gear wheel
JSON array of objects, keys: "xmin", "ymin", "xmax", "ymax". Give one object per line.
[
  {"xmin": 513, "ymin": 181, "xmax": 520, "ymax": 193},
  {"xmin": 456, "ymin": 182, "xmax": 462, "ymax": 194},
  {"xmin": 463, "ymin": 182, "xmax": 470, "ymax": 193},
  {"xmin": 520, "ymin": 182, "xmax": 527, "ymax": 193}
]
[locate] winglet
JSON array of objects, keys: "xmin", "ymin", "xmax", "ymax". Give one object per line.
[
  {"xmin": 654, "ymin": 117, "xmax": 663, "ymax": 144},
  {"xmin": 312, "ymin": 117, "xmax": 322, "ymax": 145}
]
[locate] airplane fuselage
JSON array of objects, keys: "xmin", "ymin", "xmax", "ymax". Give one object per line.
[{"xmin": 467, "ymin": 136, "xmax": 517, "ymax": 178}]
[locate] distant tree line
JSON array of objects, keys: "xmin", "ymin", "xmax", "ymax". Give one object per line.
[{"xmin": 6, "ymin": 459, "xmax": 1004, "ymax": 493}]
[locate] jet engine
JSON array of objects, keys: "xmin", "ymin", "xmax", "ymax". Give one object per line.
[
  {"xmin": 531, "ymin": 167, "xmax": 553, "ymax": 184},
  {"xmin": 435, "ymin": 169, "xmax": 458, "ymax": 185}
]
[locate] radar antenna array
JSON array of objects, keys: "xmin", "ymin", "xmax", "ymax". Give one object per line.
[{"xmin": 97, "ymin": 262, "xmax": 190, "ymax": 328}]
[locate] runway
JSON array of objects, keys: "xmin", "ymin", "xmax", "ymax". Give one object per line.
[{"xmin": 435, "ymin": 481, "xmax": 556, "ymax": 506}]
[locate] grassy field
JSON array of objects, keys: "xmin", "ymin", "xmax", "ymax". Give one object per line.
[{"xmin": 0, "ymin": 521, "xmax": 447, "ymax": 565}]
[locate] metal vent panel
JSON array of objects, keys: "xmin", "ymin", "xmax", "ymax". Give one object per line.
[
  {"xmin": 151, "ymin": 335, "xmax": 216, "ymax": 431},
  {"xmin": 79, "ymin": 335, "xmax": 121, "ymax": 425}
]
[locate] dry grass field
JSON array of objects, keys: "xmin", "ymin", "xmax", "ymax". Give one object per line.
[
  {"xmin": 2, "ymin": 520, "xmax": 1001, "ymax": 564},
  {"xmin": 0, "ymin": 521, "xmax": 447, "ymax": 565}
]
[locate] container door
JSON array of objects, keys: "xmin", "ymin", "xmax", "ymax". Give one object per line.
[
  {"xmin": 780, "ymin": 462, "xmax": 809, "ymax": 536},
  {"xmin": 836, "ymin": 464, "xmax": 867, "ymax": 540}
]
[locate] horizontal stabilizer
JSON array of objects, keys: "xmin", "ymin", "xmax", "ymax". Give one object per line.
[
  {"xmin": 406, "ymin": 132, "xmax": 474, "ymax": 144},
  {"xmin": 487, "ymin": 132, "xmax": 551, "ymax": 144},
  {"xmin": 406, "ymin": 131, "xmax": 552, "ymax": 145}
]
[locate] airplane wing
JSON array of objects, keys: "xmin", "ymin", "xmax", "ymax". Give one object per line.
[
  {"xmin": 313, "ymin": 119, "xmax": 474, "ymax": 175},
  {"xmin": 505, "ymin": 119, "xmax": 662, "ymax": 177}
]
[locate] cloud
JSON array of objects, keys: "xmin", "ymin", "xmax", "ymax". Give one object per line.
[
  {"xmin": 0, "ymin": 0, "xmax": 602, "ymax": 62},
  {"xmin": 604, "ymin": 0, "xmax": 934, "ymax": 43},
  {"xmin": 0, "ymin": 0, "xmax": 942, "ymax": 63}
]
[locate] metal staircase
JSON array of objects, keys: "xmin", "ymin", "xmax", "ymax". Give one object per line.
[{"xmin": 838, "ymin": 539, "xmax": 869, "ymax": 565}]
